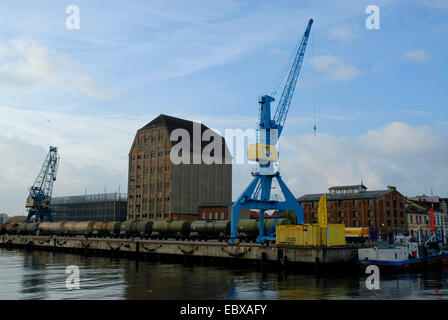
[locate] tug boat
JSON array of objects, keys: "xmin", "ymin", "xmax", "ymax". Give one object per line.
[{"xmin": 357, "ymin": 235, "xmax": 448, "ymax": 272}]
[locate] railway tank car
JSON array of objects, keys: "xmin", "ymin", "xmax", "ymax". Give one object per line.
[
  {"xmin": 190, "ymin": 220, "xmax": 230, "ymax": 241},
  {"xmin": 151, "ymin": 220, "xmax": 191, "ymax": 240},
  {"xmin": 1, "ymin": 217, "xmax": 297, "ymax": 242},
  {"xmin": 237, "ymin": 218, "xmax": 292, "ymax": 242},
  {"xmin": 93, "ymin": 222, "xmax": 121, "ymax": 237}
]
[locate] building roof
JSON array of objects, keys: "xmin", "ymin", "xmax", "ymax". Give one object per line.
[
  {"xmin": 137, "ymin": 114, "xmax": 231, "ymax": 160},
  {"xmin": 297, "ymin": 189, "xmax": 391, "ymax": 202},
  {"xmin": 406, "ymin": 200, "xmax": 429, "ymax": 214},
  {"xmin": 328, "ymin": 183, "xmax": 367, "ymax": 190}
]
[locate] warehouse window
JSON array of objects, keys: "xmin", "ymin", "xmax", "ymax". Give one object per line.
[
  {"xmin": 312, "ymin": 201, "xmax": 317, "ymax": 209},
  {"xmin": 339, "ymin": 200, "xmax": 343, "ymax": 207},
  {"xmin": 368, "ymin": 199, "xmax": 373, "ymax": 206},
  {"xmin": 353, "ymin": 211, "xmax": 359, "ymax": 218},
  {"xmin": 221, "ymin": 212, "xmax": 225, "ymax": 220},
  {"xmin": 368, "ymin": 210, "xmax": 374, "ymax": 217},
  {"xmin": 354, "ymin": 220, "xmax": 359, "ymax": 227},
  {"xmin": 339, "ymin": 220, "xmax": 343, "ymax": 224},
  {"xmin": 354, "ymin": 200, "xmax": 358, "ymax": 206},
  {"xmin": 215, "ymin": 212, "xmax": 218, "ymax": 219},
  {"xmin": 312, "ymin": 212, "xmax": 317, "ymax": 219},
  {"xmin": 368, "ymin": 220, "xmax": 374, "ymax": 227},
  {"xmin": 339, "ymin": 211, "xmax": 344, "ymax": 218},
  {"xmin": 209, "ymin": 212, "xmax": 212, "ymax": 219},
  {"xmin": 202, "ymin": 213, "xmax": 206, "ymax": 219}
]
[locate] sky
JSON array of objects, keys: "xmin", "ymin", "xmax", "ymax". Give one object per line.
[{"xmin": 0, "ymin": 0, "xmax": 447, "ymax": 215}]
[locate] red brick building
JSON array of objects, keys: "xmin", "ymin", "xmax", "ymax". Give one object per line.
[
  {"xmin": 297, "ymin": 184, "xmax": 406, "ymax": 240},
  {"xmin": 198, "ymin": 203, "xmax": 231, "ymax": 220}
]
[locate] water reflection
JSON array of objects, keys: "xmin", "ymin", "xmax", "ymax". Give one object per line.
[{"xmin": 0, "ymin": 248, "xmax": 447, "ymax": 300}]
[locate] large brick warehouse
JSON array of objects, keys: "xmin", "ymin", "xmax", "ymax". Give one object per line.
[{"xmin": 127, "ymin": 114, "xmax": 232, "ymax": 222}]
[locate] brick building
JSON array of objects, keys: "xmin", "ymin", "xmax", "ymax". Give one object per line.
[
  {"xmin": 297, "ymin": 184, "xmax": 407, "ymax": 240},
  {"xmin": 198, "ymin": 203, "xmax": 231, "ymax": 220},
  {"xmin": 127, "ymin": 114, "xmax": 232, "ymax": 221},
  {"xmin": 407, "ymin": 195, "xmax": 448, "ymax": 237},
  {"xmin": 405, "ymin": 199, "xmax": 430, "ymax": 239}
]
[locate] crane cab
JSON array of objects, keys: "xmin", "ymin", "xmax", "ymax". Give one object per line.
[{"xmin": 247, "ymin": 143, "xmax": 278, "ymax": 162}]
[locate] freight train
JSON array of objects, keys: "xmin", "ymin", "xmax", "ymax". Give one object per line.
[{"xmin": 0, "ymin": 218, "xmax": 293, "ymax": 242}]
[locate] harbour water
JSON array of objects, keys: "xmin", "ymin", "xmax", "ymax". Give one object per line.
[{"xmin": 1, "ymin": 248, "xmax": 447, "ymax": 300}]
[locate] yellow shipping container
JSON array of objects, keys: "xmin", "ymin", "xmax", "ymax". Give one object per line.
[
  {"xmin": 276, "ymin": 224, "xmax": 346, "ymax": 247},
  {"xmin": 320, "ymin": 224, "xmax": 346, "ymax": 246}
]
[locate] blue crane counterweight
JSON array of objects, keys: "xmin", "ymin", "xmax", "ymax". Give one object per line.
[
  {"xmin": 26, "ymin": 146, "xmax": 60, "ymax": 222},
  {"xmin": 229, "ymin": 19, "xmax": 313, "ymax": 244}
]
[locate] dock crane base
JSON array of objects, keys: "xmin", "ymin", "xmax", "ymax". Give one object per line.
[{"xmin": 228, "ymin": 173, "xmax": 304, "ymax": 244}]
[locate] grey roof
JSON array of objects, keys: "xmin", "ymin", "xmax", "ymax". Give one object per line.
[
  {"xmin": 328, "ymin": 184, "xmax": 367, "ymax": 190},
  {"xmin": 297, "ymin": 190, "xmax": 391, "ymax": 202}
]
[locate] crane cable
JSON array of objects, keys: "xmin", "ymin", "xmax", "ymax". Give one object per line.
[{"xmin": 269, "ymin": 41, "xmax": 301, "ymax": 98}]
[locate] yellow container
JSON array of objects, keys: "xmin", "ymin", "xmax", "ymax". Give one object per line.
[
  {"xmin": 276, "ymin": 224, "xmax": 346, "ymax": 246},
  {"xmin": 321, "ymin": 224, "xmax": 346, "ymax": 246}
]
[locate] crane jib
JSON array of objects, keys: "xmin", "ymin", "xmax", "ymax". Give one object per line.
[{"xmin": 273, "ymin": 18, "xmax": 313, "ymax": 137}]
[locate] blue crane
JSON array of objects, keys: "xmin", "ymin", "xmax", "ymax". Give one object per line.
[
  {"xmin": 26, "ymin": 146, "xmax": 60, "ymax": 222},
  {"xmin": 229, "ymin": 19, "xmax": 313, "ymax": 244}
]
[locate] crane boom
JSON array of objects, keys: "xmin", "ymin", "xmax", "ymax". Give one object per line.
[
  {"xmin": 273, "ymin": 18, "xmax": 313, "ymax": 137},
  {"xmin": 230, "ymin": 19, "xmax": 313, "ymax": 244}
]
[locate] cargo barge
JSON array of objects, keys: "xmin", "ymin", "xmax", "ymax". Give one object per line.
[{"xmin": 1, "ymin": 234, "xmax": 359, "ymax": 274}]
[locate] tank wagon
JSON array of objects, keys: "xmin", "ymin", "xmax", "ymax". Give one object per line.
[
  {"xmin": 1, "ymin": 218, "xmax": 296, "ymax": 242},
  {"xmin": 237, "ymin": 218, "xmax": 292, "ymax": 242},
  {"xmin": 93, "ymin": 222, "xmax": 121, "ymax": 237},
  {"xmin": 190, "ymin": 220, "xmax": 230, "ymax": 241},
  {"xmin": 151, "ymin": 220, "xmax": 191, "ymax": 240}
]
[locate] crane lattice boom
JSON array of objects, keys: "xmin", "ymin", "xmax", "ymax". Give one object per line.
[
  {"xmin": 26, "ymin": 146, "xmax": 60, "ymax": 222},
  {"xmin": 273, "ymin": 18, "xmax": 313, "ymax": 137}
]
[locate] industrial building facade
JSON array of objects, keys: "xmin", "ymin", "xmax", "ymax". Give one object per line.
[
  {"xmin": 298, "ymin": 184, "xmax": 407, "ymax": 239},
  {"xmin": 51, "ymin": 193, "xmax": 128, "ymax": 222},
  {"xmin": 127, "ymin": 114, "xmax": 232, "ymax": 222}
]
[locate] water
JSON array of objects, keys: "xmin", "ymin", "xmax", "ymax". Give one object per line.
[{"xmin": 1, "ymin": 248, "xmax": 447, "ymax": 300}]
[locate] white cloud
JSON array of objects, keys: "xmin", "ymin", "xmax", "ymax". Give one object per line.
[
  {"xmin": 278, "ymin": 122, "xmax": 448, "ymax": 199},
  {"xmin": 0, "ymin": 38, "xmax": 117, "ymax": 99},
  {"xmin": 2, "ymin": 103, "xmax": 447, "ymax": 214},
  {"xmin": 421, "ymin": 0, "xmax": 448, "ymax": 9},
  {"xmin": 311, "ymin": 54, "xmax": 360, "ymax": 81},
  {"xmin": 403, "ymin": 49, "xmax": 428, "ymax": 62},
  {"xmin": 328, "ymin": 26, "xmax": 356, "ymax": 42}
]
